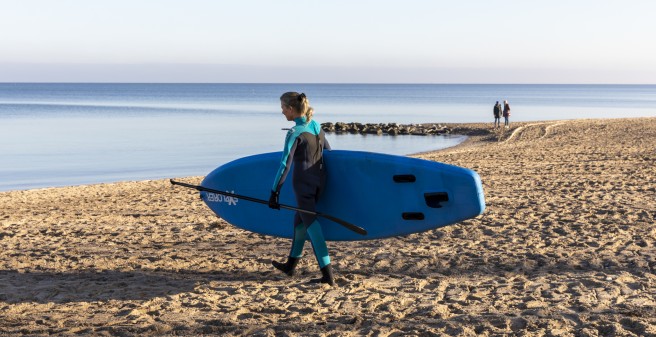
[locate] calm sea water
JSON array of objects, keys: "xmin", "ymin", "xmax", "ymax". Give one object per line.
[{"xmin": 1, "ymin": 83, "xmax": 655, "ymax": 191}]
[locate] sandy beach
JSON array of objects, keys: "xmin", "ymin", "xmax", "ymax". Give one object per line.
[{"xmin": 1, "ymin": 117, "xmax": 654, "ymax": 336}]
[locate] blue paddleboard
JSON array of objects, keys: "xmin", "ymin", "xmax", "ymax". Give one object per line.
[{"xmin": 200, "ymin": 150, "xmax": 485, "ymax": 241}]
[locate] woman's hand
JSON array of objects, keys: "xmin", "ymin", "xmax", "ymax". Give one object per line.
[{"xmin": 268, "ymin": 190, "xmax": 280, "ymax": 210}]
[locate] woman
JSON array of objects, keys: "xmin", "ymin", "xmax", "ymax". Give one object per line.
[
  {"xmin": 268, "ymin": 92, "xmax": 334, "ymax": 286},
  {"xmin": 503, "ymin": 100, "xmax": 511, "ymax": 128}
]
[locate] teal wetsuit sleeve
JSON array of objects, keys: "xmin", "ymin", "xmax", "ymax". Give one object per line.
[{"xmin": 272, "ymin": 129, "xmax": 299, "ymax": 192}]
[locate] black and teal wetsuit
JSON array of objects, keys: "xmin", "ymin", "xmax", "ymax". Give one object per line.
[{"xmin": 272, "ymin": 116, "xmax": 331, "ymax": 268}]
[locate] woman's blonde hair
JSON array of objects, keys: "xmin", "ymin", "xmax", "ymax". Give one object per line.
[{"xmin": 280, "ymin": 92, "xmax": 314, "ymax": 121}]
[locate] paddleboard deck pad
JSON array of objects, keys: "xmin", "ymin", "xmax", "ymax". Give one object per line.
[{"xmin": 200, "ymin": 150, "xmax": 485, "ymax": 241}]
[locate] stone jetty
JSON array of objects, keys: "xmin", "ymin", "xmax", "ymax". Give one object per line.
[{"xmin": 321, "ymin": 122, "xmax": 452, "ymax": 136}]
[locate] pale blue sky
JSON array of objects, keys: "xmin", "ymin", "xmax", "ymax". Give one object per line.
[{"xmin": 2, "ymin": 0, "xmax": 655, "ymax": 83}]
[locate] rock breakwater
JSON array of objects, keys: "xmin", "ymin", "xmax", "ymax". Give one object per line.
[{"xmin": 321, "ymin": 122, "xmax": 451, "ymax": 136}]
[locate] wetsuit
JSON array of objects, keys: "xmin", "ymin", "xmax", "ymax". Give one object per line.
[{"xmin": 272, "ymin": 116, "xmax": 331, "ymax": 268}]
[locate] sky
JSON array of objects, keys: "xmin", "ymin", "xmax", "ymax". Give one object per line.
[{"xmin": 1, "ymin": 0, "xmax": 655, "ymax": 83}]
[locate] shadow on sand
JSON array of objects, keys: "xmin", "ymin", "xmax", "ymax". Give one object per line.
[{"xmin": 0, "ymin": 268, "xmax": 265, "ymax": 304}]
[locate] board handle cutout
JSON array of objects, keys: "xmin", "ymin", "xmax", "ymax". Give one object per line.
[
  {"xmin": 393, "ymin": 174, "xmax": 416, "ymax": 183},
  {"xmin": 425, "ymin": 192, "xmax": 449, "ymax": 208},
  {"xmin": 402, "ymin": 212, "xmax": 425, "ymax": 220}
]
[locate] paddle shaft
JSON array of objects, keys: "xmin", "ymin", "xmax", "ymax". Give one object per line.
[{"xmin": 170, "ymin": 180, "xmax": 367, "ymax": 236}]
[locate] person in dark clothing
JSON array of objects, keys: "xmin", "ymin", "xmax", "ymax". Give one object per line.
[
  {"xmin": 493, "ymin": 101, "xmax": 502, "ymax": 128},
  {"xmin": 268, "ymin": 92, "xmax": 335, "ymax": 286},
  {"xmin": 503, "ymin": 100, "xmax": 511, "ymax": 128}
]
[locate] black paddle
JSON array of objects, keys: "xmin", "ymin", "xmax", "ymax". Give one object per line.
[{"xmin": 170, "ymin": 179, "xmax": 367, "ymax": 236}]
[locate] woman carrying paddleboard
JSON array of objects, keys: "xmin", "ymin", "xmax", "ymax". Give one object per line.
[{"xmin": 268, "ymin": 92, "xmax": 335, "ymax": 286}]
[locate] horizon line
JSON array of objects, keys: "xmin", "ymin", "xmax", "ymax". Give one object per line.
[{"xmin": 2, "ymin": 82, "xmax": 655, "ymax": 86}]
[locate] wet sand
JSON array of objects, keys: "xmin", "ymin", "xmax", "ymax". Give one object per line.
[{"xmin": 1, "ymin": 118, "xmax": 655, "ymax": 336}]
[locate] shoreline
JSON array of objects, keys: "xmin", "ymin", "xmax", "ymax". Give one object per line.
[
  {"xmin": 1, "ymin": 117, "xmax": 655, "ymax": 336},
  {"xmin": 0, "ymin": 119, "xmax": 567, "ymax": 194},
  {"xmin": 1, "ymin": 125, "xmax": 470, "ymax": 194},
  {"xmin": 0, "ymin": 117, "xmax": 640, "ymax": 193}
]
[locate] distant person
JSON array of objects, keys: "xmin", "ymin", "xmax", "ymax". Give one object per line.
[
  {"xmin": 493, "ymin": 101, "xmax": 502, "ymax": 128},
  {"xmin": 268, "ymin": 92, "xmax": 335, "ymax": 286},
  {"xmin": 503, "ymin": 100, "xmax": 511, "ymax": 128}
]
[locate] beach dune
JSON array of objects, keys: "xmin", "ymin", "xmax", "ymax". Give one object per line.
[{"xmin": 1, "ymin": 118, "xmax": 655, "ymax": 336}]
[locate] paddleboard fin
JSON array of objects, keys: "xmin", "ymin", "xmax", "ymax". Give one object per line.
[
  {"xmin": 424, "ymin": 192, "xmax": 449, "ymax": 208},
  {"xmin": 393, "ymin": 174, "xmax": 416, "ymax": 183},
  {"xmin": 402, "ymin": 212, "xmax": 425, "ymax": 220}
]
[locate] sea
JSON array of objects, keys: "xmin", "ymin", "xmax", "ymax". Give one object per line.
[{"xmin": 1, "ymin": 83, "xmax": 655, "ymax": 192}]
